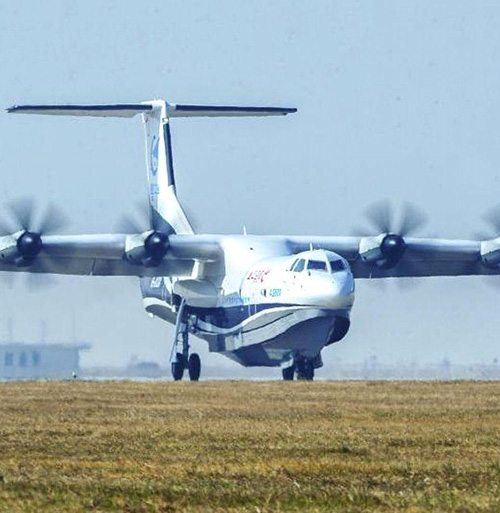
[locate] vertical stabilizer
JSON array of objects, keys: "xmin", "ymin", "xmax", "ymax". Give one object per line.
[{"xmin": 141, "ymin": 100, "xmax": 194, "ymax": 235}]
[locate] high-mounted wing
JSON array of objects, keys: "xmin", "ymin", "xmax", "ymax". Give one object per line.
[
  {"xmin": 286, "ymin": 235, "xmax": 500, "ymax": 278},
  {"xmin": 0, "ymin": 233, "xmax": 222, "ymax": 278}
]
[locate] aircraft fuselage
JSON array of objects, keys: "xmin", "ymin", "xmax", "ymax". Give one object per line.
[{"xmin": 141, "ymin": 235, "xmax": 355, "ymax": 368}]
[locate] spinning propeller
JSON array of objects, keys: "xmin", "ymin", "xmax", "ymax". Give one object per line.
[
  {"xmin": 354, "ymin": 201, "xmax": 429, "ymax": 289},
  {"xmin": 479, "ymin": 204, "xmax": 500, "ymax": 241},
  {"xmin": 0, "ymin": 198, "xmax": 68, "ymax": 290},
  {"xmin": 365, "ymin": 200, "xmax": 428, "ymax": 239},
  {"xmin": 115, "ymin": 203, "xmax": 169, "ymax": 267},
  {"xmin": 356, "ymin": 200, "xmax": 428, "ymax": 269}
]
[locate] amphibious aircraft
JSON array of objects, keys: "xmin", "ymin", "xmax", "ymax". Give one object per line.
[{"xmin": 3, "ymin": 100, "xmax": 500, "ymax": 380}]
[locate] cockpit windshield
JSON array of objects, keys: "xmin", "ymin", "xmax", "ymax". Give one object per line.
[
  {"xmin": 329, "ymin": 259, "xmax": 347, "ymax": 273},
  {"xmin": 307, "ymin": 260, "xmax": 328, "ymax": 272},
  {"xmin": 291, "ymin": 258, "xmax": 305, "ymax": 272}
]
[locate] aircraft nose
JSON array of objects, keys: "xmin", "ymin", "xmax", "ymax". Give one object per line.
[
  {"xmin": 307, "ymin": 271, "xmax": 354, "ymax": 309},
  {"xmin": 333, "ymin": 270, "xmax": 355, "ymax": 295},
  {"xmin": 328, "ymin": 271, "xmax": 355, "ymax": 308}
]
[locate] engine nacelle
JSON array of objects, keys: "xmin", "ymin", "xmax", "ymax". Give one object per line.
[
  {"xmin": 0, "ymin": 231, "xmax": 43, "ymax": 267},
  {"xmin": 359, "ymin": 233, "xmax": 406, "ymax": 269},
  {"xmin": 125, "ymin": 231, "xmax": 169, "ymax": 267},
  {"xmin": 481, "ymin": 237, "xmax": 500, "ymax": 268}
]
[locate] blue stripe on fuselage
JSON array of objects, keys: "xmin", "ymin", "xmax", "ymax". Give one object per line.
[{"xmin": 186, "ymin": 303, "xmax": 298, "ymax": 330}]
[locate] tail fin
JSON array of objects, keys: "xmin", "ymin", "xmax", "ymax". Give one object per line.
[{"xmin": 8, "ymin": 101, "xmax": 296, "ymax": 234}]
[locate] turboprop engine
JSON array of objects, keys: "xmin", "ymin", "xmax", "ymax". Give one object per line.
[
  {"xmin": 359, "ymin": 233, "xmax": 406, "ymax": 269},
  {"xmin": 0, "ymin": 231, "xmax": 43, "ymax": 267},
  {"xmin": 0, "ymin": 199, "xmax": 67, "ymax": 267},
  {"xmin": 124, "ymin": 231, "xmax": 169, "ymax": 267},
  {"xmin": 356, "ymin": 201, "xmax": 428, "ymax": 271}
]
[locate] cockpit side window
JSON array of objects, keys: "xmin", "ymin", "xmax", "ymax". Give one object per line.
[
  {"xmin": 307, "ymin": 260, "xmax": 327, "ymax": 272},
  {"xmin": 329, "ymin": 259, "xmax": 346, "ymax": 273},
  {"xmin": 293, "ymin": 259, "xmax": 305, "ymax": 272}
]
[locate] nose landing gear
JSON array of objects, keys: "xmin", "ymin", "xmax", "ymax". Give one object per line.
[{"xmin": 170, "ymin": 300, "xmax": 201, "ymax": 381}]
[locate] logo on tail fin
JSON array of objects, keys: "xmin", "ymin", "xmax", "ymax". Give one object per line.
[{"xmin": 150, "ymin": 135, "xmax": 159, "ymax": 176}]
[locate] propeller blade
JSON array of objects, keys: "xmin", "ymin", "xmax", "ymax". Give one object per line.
[
  {"xmin": 483, "ymin": 205, "xmax": 500, "ymax": 236},
  {"xmin": 396, "ymin": 260, "xmax": 424, "ymax": 291},
  {"xmin": 114, "ymin": 214, "xmax": 143, "ymax": 234},
  {"xmin": 473, "ymin": 231, "xmax": 492, "ymax": 241},
  {"xmin": 350, "ymin": 225, "xmax": 369, "ymax": 237},
  {"xmin": 114, "ymin": 201, "xmax": 151, "ymax": 234},
  {"xmin": 482, "ymin": 275, "xmax": 500, "ymax": 290},
  {"xmin": 0, "ymin": 270, "xmax": 15, "ymax": 290},
  {"xmin": 368, "ymin": 276, "xmax": 388, "ymax": 291},
  {"xmin": 25, "ymin": 272, "xmax": 57, "ymax": 292},
  {"xmin": 398, "ymin": 202, "xmax": 428, "ymax": 236},
  {"xmin": 24, "ymin": 258, "xmax": 58, "ymax": 292},
  {"xmin": 365, "ymin": 200, "xmax": 392, "ymax": 234},
  {"xmin": 0, "ymin": 217, "xmax": 15, "ymax": 235},
  {"xmin": 37, "ymin": 203, "xmax": 69, "ymax": 234},
  {"xmin": 8, "ymin": 197, "xmax": 35, "ymax": 231},
  {"xmin": 182, "ymin": 202, "xmax": 200, "ymax": 232}
]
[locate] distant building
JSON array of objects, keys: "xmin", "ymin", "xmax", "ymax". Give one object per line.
[{"xmin": 0, "ymin": 342, "xmax": 90, "ymax": 380}]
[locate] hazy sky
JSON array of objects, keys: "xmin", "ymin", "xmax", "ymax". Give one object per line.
[{"xmin": 1, "ymin": 1, "xmax": 500, "ymax": 372}]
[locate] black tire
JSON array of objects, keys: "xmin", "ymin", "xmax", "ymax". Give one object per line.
[
  {"xmin": 171, "ymin": 352, "xmax": 185, "ymax": 381},
  {"xmin": 303, "ymin": 360, "xmax": 314, "ymax": 380},
  {"xmin": 282, "ymin": 365, "xmax": 295, "ymax": 381},
  {"xmin": 188, "ymin": 353, "xmax": 201, "ymax": 381},
  {"xmin": 297, "ymin": 359, "xmax": 314, "ymax": 381}
]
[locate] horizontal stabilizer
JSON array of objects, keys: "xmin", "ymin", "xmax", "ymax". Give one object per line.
[
  {"xmin": 7, "ymin": 104, "xmax": 153, "ymax": 118},
  {"xmin": 167, "ymin": 104, "xmax": 297, "ymax": 117},
  {"xmin": 7, "ymin": 102, "xmax": 297, "ymax": 119}
]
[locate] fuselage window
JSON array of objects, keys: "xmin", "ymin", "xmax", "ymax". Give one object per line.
[
  {"xmin": 307, "ymin": 260, "xmax": 327, "ymax": 272},
  {"xmin": 294, "ymin": 259, "xmax": 305, "ymax": 272},
  {"xmin": 329, "ymin": 259, "xmax": 346, "ymax": 273}
]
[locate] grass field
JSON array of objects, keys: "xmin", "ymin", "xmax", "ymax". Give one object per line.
[{"xmin": 0, "ymin": 381, "xmax": 499, "ymax": 512}]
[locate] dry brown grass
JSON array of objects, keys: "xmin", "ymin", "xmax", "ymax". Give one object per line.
[{"xmin": 0, "ymin": 380, "xmax": 499, "ymax": 512}]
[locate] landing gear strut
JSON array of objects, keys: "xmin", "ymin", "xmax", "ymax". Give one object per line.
[
  {"xmin": 282, "ymin": 356, "xmax": 315, "ymax": 381},
  {"xmin": 170, "ymin": 300, "xmax": 201, "ymax": 381}
]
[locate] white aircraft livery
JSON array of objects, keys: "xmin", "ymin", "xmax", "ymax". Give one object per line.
[{"xmin": 4, "ymin": 100, "xmax": 500, "ymax": 380}]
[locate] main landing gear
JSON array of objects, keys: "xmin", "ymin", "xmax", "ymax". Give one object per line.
[
  {"xmin": 282, "ymin": 356, "xmax": 315, "ymax": 381},
  {"xmin": 171, "ymin": 352, "xmax": 201, "ymax": 381},
  {"xmin": 170, "ymin": 300, "xmax": 201, "ymax": 381}
]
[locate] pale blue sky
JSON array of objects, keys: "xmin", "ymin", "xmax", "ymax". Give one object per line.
[{"xmin": 0, "ymin": 1, "xmax": 500, "ymax": 371}]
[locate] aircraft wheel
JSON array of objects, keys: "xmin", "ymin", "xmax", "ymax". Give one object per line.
[
  {"xmin": 188, "ymin": 353, "xmax": 201, "ymax": 381},
  {"xmin": 297, "ymin": 359, "xmax": 314, "ymax": 381},
  {"xmin": 282, "ymin": 365, "xmax": 295, "ymax": 381},
  {"xmin": 171, "ymin": 353, "xmax": 185, "ymax": 381}
]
